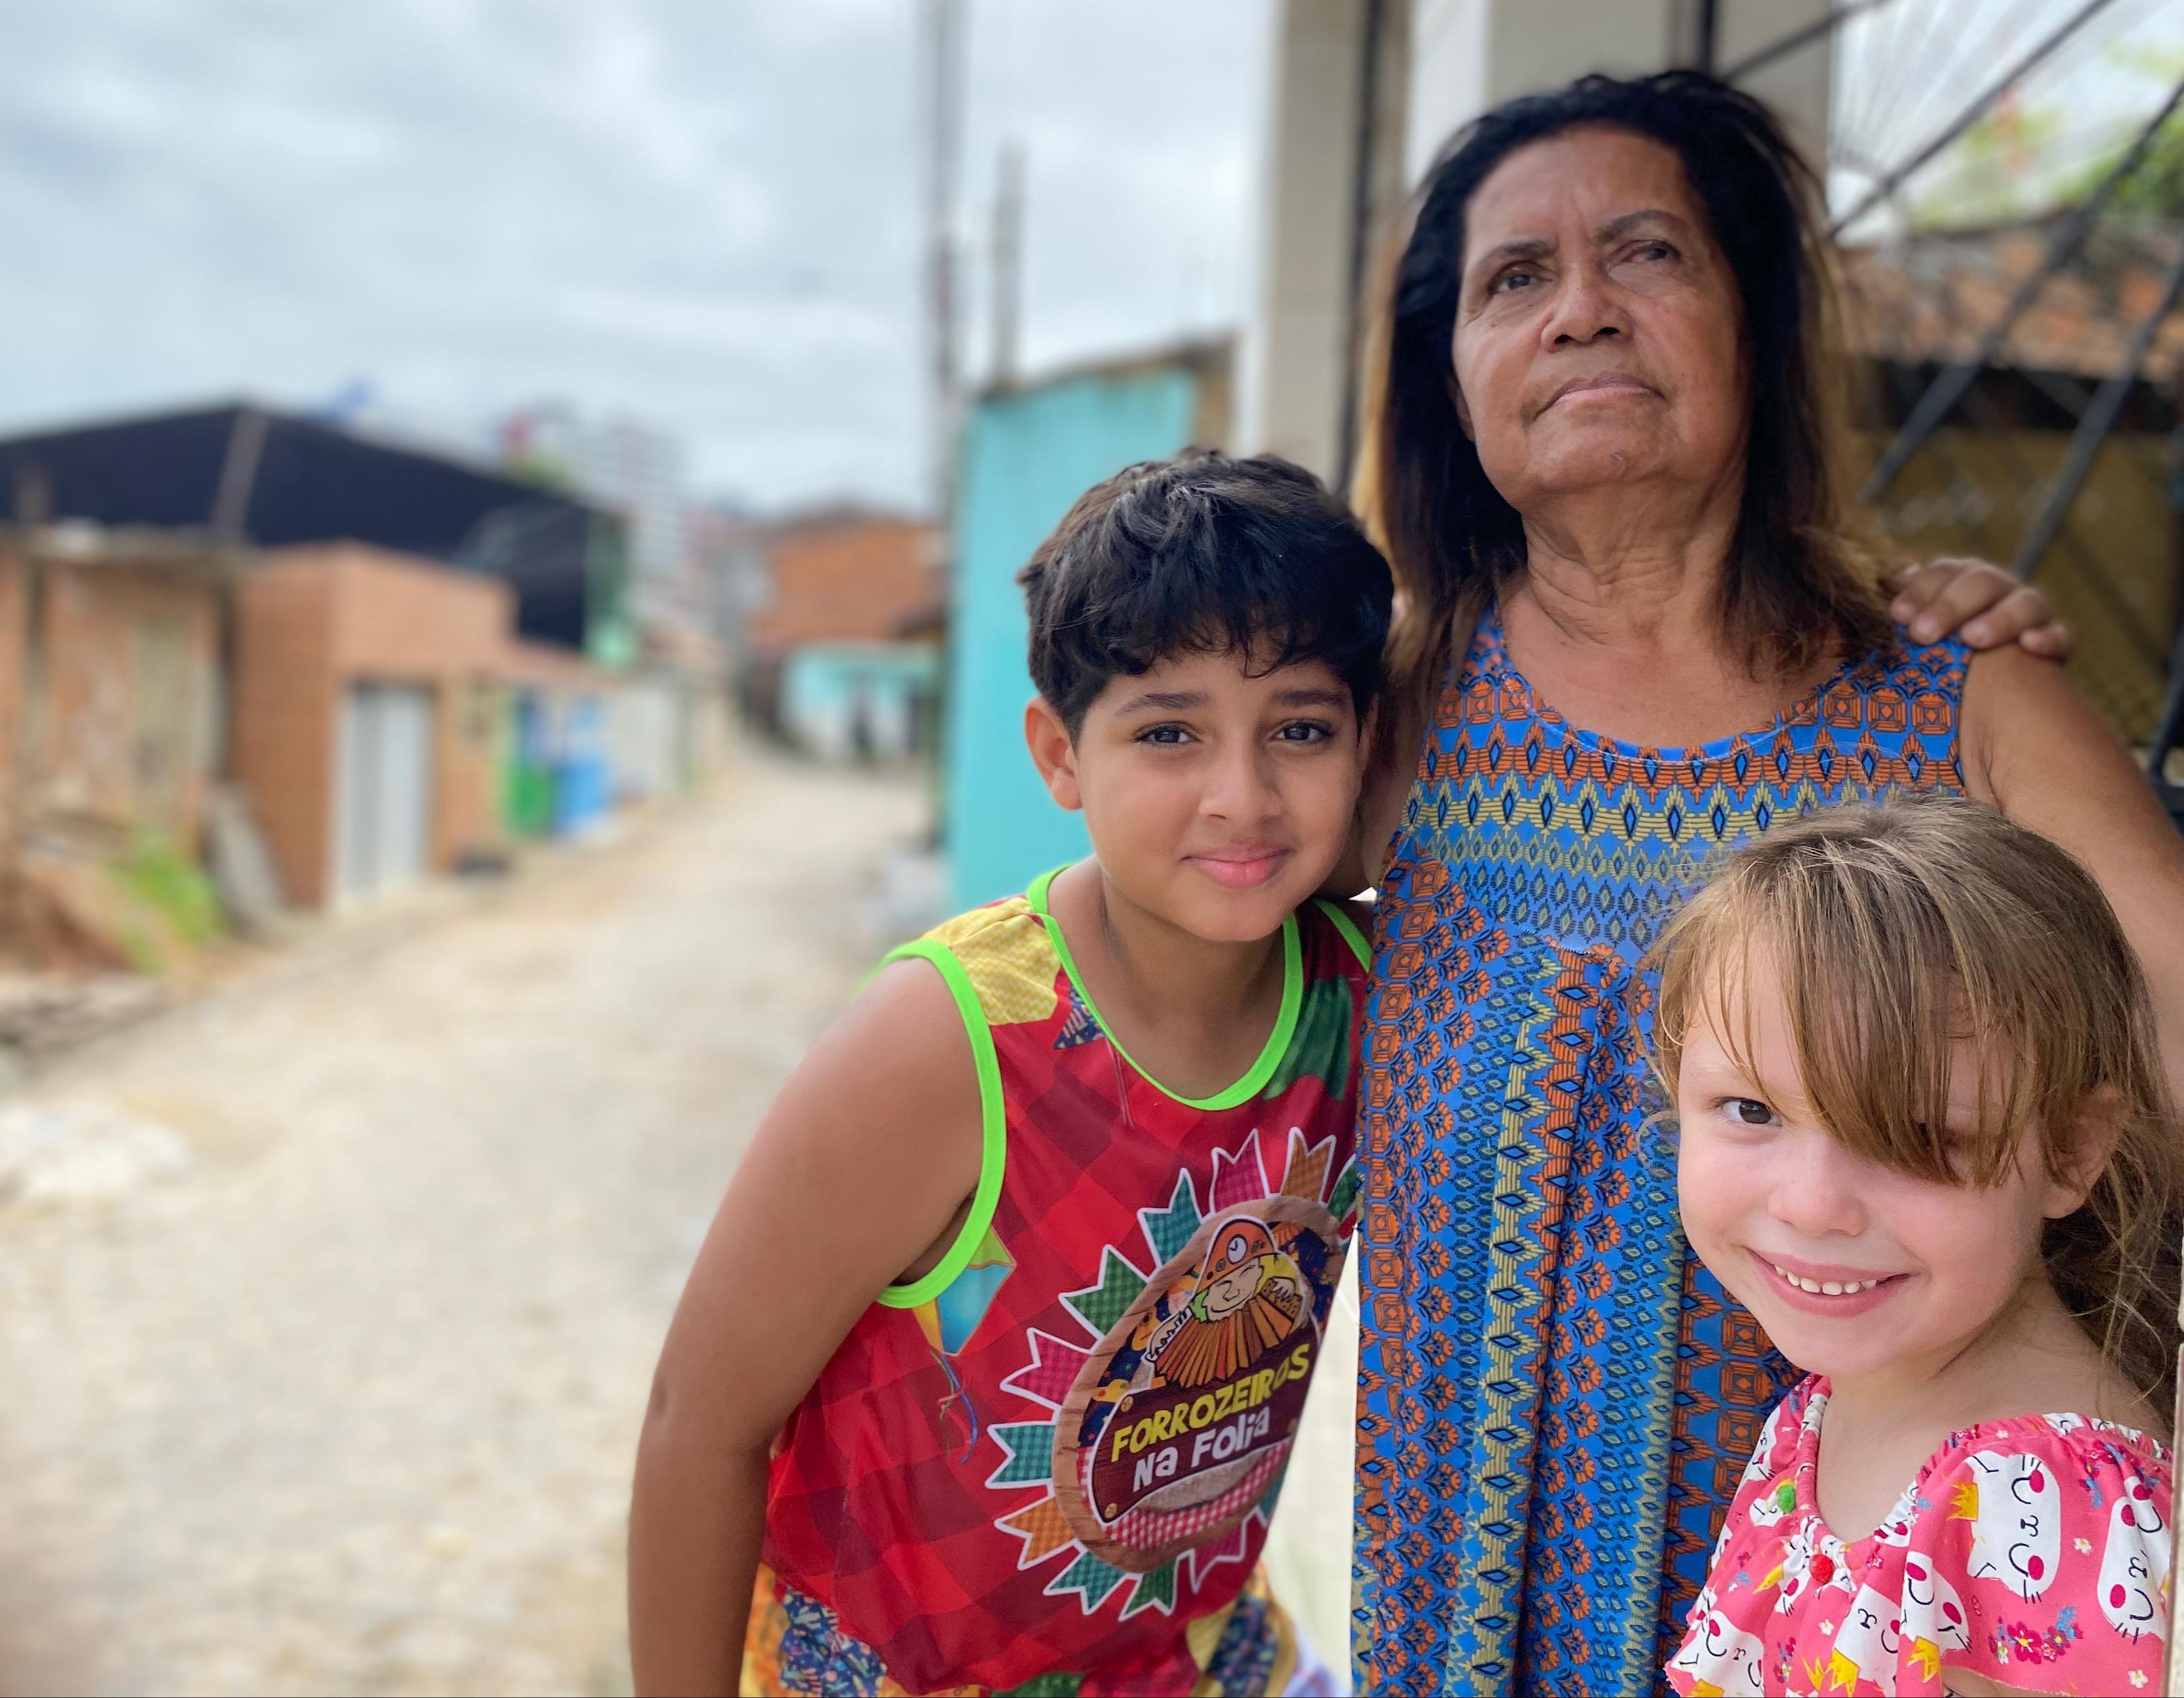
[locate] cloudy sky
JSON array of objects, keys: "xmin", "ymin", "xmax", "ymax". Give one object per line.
[
  {"xmin": 1, "ymin": 1, "xmax": 2166, "ymax": 518},
  {"xmin": 0, "ymin": 0, "xmax": 1267, "ymax": 513}
]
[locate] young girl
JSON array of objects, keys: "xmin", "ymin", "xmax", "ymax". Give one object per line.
[{"xmin": 1651, "ymin": 799, "xmax": 2181, "ymax": 1698}]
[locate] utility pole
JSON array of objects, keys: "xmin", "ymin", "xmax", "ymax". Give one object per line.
[
  {"xmin": 922, "ymin": 0, "xmax": 966, "ymax": 515},
  {"xmin": 990, "ymin": 140, "xmax": 1025, "ymax": 391}
]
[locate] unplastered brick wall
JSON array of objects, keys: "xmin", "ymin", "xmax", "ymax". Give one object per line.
[
  {"xmin": 37, "ymin": 561, "xmax": 221, "ymax": 844},
  {"xmin": 747, "ymin": 516, "xmax": 939, "ymax": 654}
]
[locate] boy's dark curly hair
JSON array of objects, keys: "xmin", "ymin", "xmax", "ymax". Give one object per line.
[{"xmin": 1017, "ymin": 450, "xmax": 1394, "ymax": 736}]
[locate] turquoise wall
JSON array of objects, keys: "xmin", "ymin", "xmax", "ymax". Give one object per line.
[
  {"xmin": 781, "ymin": 642, "xmax": 941, "ymax": 760},
  {"xmin": 944, "ymin": 365, "xmax": 1203, "ymax": 908}
]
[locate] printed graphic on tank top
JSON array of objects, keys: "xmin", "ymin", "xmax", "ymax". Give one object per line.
[{"xmin": 749, "ymin": 870, "xmax": 1372, "ymax": 1696}]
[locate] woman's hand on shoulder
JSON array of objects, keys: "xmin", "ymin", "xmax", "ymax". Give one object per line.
[{"xmin": 1890, "ymin": 558, "xmax": 2071, "ymax": 657}]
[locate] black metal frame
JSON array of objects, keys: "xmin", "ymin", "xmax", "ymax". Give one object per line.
[
  {"xmin": 1860, "ymin": 73, "xmax": 2184, "ymax": 503},
  {"xmin": 1729, "ymin": 0, "xmax": 2184, "ymax": 820}
]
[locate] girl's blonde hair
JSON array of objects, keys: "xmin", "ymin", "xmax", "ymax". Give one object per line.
[{"xmin": 1650, "ymin": 797, "xmax": 2182, "ymax": 1416}]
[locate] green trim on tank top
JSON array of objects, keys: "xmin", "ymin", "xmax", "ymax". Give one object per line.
[
  {"xmin": 1319, "ymin": 896, "xmax": 1373, "ymax": 971},
  {"xmin": 872, "ymin": 939, "xmax": 1009, "ymax": 1311},
  {"xmin": 1026, "ymin": 863, "xmax": 1305, "ymax": 1112}
]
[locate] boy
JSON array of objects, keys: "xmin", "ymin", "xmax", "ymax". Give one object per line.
[{"xmin": 628, "ymin": 452, "xmax": 1390, "ymax": 1697}]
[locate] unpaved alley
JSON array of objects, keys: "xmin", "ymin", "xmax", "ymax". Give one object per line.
[
  {"xmin": 0, "ymin": 749, "xmax": 1359, "ymax": 1697},
  {"xmin": 0, "ymin": 757, "xmax": 927, "ymax": 1695}
]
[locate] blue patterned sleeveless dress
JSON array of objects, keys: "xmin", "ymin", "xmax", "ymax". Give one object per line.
[{"xmin": 1352, "ymin": 608, "xmax": 1969, "ymax": 1696}]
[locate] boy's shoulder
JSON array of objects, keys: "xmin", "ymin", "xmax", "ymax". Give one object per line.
[{"xmin": 901, "ymin": 893, "xmax": 1065, "ymax": 1032}]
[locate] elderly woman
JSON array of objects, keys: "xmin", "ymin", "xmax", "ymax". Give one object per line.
[{"xmin": 1344, "ymin": 72, "xmax": 2184, "ymax": 1694}]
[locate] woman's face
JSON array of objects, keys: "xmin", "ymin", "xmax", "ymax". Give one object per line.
[{"xmin": 1451, "ymin": 125, "xmax": 1750, "ymax": 517}]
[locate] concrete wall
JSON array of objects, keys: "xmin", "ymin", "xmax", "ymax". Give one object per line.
[
  {"xmin": 1405, "ymin": 0, "xmax": 1831, "ymax": 177},
  {"xmin": 232, "ymin": 544, "xmax": 513, "ymax": 907},
  {"xmin": 946, "ymin": 362, "xmax": 1209, "ymax": 909}
]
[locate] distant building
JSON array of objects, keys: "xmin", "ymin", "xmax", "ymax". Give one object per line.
[
  {"xmin": 690, "ymin": 503, "xmax": 772, "ymax": 662},
  {"xmin": 945, "ymin": 338, "xmax": 1232, "ymax": 908},
  {"xmin": 0, "ymin": 402, "xmax": 631, "ymax": 661},
  {"xmin": 500, "ymin": 402, "xmax": 699, "ymax": 651},
  {"xmin": 740, "ymin": 508, "xmax": 944, "ymax": 764},
  {"xmin": 229, "ymin": 544, "xmax": 514, "ymax": 909},
  {"xmin": 0, "ymin": 528, "xmax": 227, "ymax": 857}
]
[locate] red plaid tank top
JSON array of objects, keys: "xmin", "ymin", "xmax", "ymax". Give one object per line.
[{"xmin": 754, "ymin": 870, "xmax": 1370, "ymax": 1695}]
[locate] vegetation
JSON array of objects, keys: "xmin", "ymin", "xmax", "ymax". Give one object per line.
[{"xmin": 115, "ymin": 830, "xmax": 224, "ymax": 972}]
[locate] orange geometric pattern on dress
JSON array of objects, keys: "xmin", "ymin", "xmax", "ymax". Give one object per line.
[{"xmin": 1355, "ymin": 610, "xmax": 1971, "ymax": 1695}]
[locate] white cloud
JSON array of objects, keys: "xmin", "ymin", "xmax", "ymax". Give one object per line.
[{"xmin": 0, "ymin": 0, "xmax": 1267, "ymax": 512}]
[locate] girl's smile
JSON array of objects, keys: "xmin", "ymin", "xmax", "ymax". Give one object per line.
[{"xmin": 1746, "ymin": 1249, "xmax": 1910, "ymax": 1314}]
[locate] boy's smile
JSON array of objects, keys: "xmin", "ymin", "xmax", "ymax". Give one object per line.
[{"xmin": 1184, "ymin": 844, "xmax": 1292, "ymax": 891}]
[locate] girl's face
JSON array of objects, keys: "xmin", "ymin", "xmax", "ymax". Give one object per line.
[{"xmin": 1673, "ymin": 944, "xmax": 2091, "ymax": 1384}]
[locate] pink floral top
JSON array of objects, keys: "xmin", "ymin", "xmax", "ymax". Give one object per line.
[{"xmin": 1667, "ymin": 1376, "xmax": 2171, "ymax": 1697}]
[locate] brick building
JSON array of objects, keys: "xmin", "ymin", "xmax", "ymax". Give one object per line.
[
  {"xmin": 229, "ymin": 543, "xmax": 512, "ymax": 909},
  {"xmin": 0, "ymin": 529, "xmax": 227, "ymax": 863},
  {"xmin": 743, "ymin": 510, "xmax": 940, "ymax": 659},
  {"xmin": 740, "ymin": 510, "xmax": 942, "ymax": 761}
]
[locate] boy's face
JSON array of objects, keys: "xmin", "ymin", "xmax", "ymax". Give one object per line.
[{"xmin": 1026, "ymin": 649, "xmax": 1368, "ymax": 943}]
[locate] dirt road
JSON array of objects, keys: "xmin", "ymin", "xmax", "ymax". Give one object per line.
[
  {"xmin": 0, "ymin": 751, "xmax": 1356, "ymax": 1696},
  {"xmin": 0, "ymin": 757, "xmax": 927, "ymax": 1695}
]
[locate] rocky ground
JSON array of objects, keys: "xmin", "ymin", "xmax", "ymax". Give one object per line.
[{"xmin": 0, "ymin": 750, "xmax": 1356, "ymax": 1696}]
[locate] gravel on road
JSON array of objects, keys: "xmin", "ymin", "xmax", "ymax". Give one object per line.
[
  {"xmin": 0, "ymin": 756, "xmax": 925, "ymax": 1697},
  {"xmin": 0, "ymin": 749, "xmax": 1359, "ymax": 1696}
]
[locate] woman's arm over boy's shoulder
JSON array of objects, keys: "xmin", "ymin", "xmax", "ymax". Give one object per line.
[{"xmin": 627, "ymin": 957, "xmax": 986, "ymax": 1697}]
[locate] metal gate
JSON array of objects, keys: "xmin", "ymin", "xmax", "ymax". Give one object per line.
[{"xmin": 336, "ymin": 683, "xmax": 435, "ymax": 901}]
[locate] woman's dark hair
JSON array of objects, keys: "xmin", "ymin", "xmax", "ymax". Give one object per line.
[
  {"xmin": 1361, "ymin": 69, "xmax": 1887, "ymax": 697},
  {"xmin": 1019, "ymin": 450, "xmax": 1393, "ymax": 736}
]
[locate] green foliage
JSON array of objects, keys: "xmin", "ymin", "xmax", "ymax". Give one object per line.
[
  {"xmin": 1913, "ymin": 100, "xmax": 2069, "ymax": 229},
  {"xmin": 118, "ymin": 831, "xmax": 222, "ymax": 949},
  {"xmin": 503, "ymin": 450, "xmax": 580, "ymax": 495},
  {"xmin": 2100, "ymin": 105, "xmax": 2184, "ymax": 220},
  {"xmin": 2067, "ymin": 47, "xmax": 2184, "ymax": 221}
]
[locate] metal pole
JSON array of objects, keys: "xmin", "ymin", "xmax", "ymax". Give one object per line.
[
  {"xmin": 1693, "ymin": 0, "xmax": 1721, "ymax": 74},
  {"xmin": 1861, "ymin": 72, "xmax": 2184, "ymax": 503},
  {"xmin": 923, "ymin": 0, "xmax": 966, "ymax": 516},
  {"xmin": 1829, "ymin": 0, "xmax": 2120, "ymax": 239},
  {"xmin": 1335, "ymin": 0, "xmax": 1388, "ymax": 495},
  {"xmin": 210, "ymin": 405, "xmax": 269, "ymax": 544},
  {"xmin": 990, "ymin": 140, "xmax": 1025, "ymax": 391},
  {"xmin": 2008, "ymin": 240, "xmax": 2184, "ymax": 580},
  {"xmin": 2142, "ymin": 609, "xmax": 2184, "ymax": 799}
]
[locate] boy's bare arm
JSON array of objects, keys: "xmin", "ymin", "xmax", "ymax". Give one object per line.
[{"xmin": 627, "ymin": 959, "xmax": 985, "ymax": 1697}]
